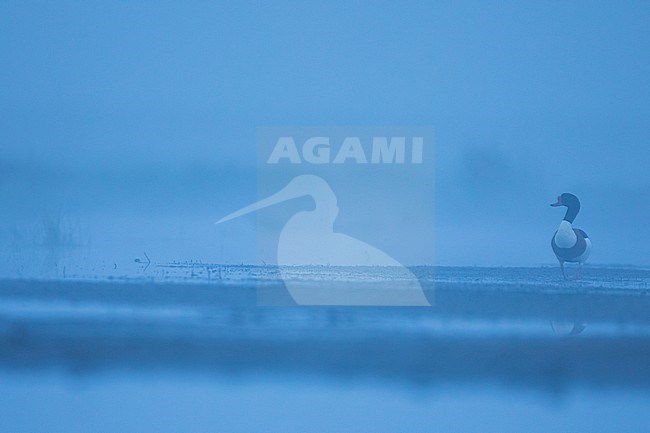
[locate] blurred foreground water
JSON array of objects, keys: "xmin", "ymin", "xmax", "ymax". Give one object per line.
[{"xmin": 1, "ymin": 265, "xmax": 649, "ymax": 432}]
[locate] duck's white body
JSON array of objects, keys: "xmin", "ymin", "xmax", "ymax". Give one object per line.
[
  {"xmin": 554, "ymin": 220, "xmax": 577, "ymax": 248},
  {"xmin": 553, "ymin": 220, "xmax": 591, "ymax": 263}
]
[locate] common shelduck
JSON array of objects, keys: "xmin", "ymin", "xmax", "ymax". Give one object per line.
[{"xmin": 551, "ymin": 193, "xmax": 591, "ymax": 280}]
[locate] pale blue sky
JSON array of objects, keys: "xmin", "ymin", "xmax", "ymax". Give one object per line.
[{"xmin": 1, "ymin": 1, "xmax": 649, "ymax": 267}]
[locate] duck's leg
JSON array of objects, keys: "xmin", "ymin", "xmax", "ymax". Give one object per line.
[
  {"xmin": 574, "ymin": 263, "xmax": 584, "ymax": 281},
  {"xmin": 560, "ymin": 261, "xmax": 569, "ymax": 280}
]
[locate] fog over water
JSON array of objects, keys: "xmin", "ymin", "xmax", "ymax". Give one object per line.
[{"xmin": 2, "ymin": 2, "xmax": 650, "ymax": 270}]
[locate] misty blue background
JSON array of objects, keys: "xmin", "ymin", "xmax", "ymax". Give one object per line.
[{"xmin": 2, "ymin": 1, "xmax": 649, "ymax": 270}]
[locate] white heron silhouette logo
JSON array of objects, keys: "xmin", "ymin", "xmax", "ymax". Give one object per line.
[{"xmin": 217, "ymin": 175, "xmax": 430, "ymax": 306}]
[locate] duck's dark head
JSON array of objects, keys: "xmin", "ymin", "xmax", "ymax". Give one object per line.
[{"xmin": 551, "ymin": 193, "xmax": 581, "ymax": 223}]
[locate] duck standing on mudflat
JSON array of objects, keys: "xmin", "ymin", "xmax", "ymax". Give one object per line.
[{"xmin": 551, "ymin": 193, "xmax": 591, "ymax": 280}]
